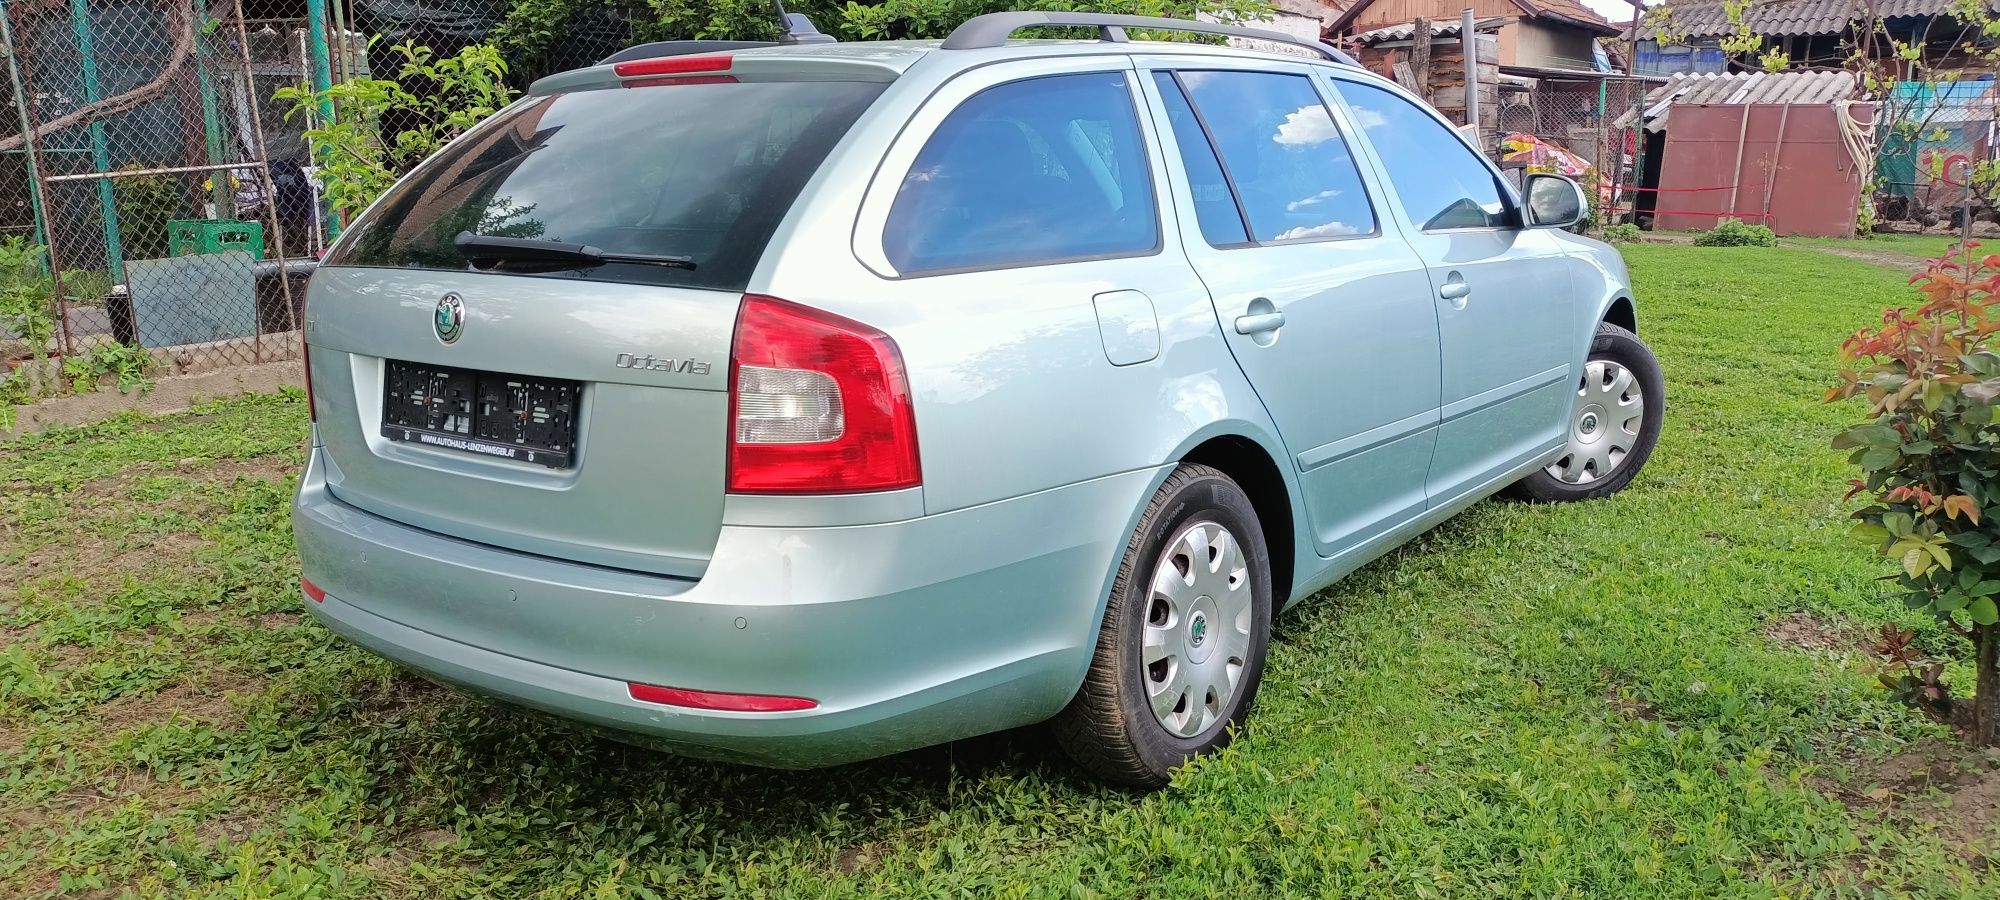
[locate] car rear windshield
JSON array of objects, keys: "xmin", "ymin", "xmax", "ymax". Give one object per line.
[{"xmin": 324, "ymin": 79, "xmax": 888, "ymax": 291}]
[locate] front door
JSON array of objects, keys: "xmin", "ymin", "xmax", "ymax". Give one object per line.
[
  {"xmin": 1331, "ymin": 79, "xmax": 1576, "ymax": 503},
  {"xmin": 1139, "ymin": 60, "xmax": 1441, "ymax": 558}
]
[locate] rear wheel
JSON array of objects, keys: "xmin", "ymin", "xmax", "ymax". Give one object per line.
[
  {"xmin": 1507, "ymin": 321, "xmax": 1663, "ymax": 502},
  {"xmin": 1052, "ymin": 464, "xmax": 1272, "ymax": 788}
]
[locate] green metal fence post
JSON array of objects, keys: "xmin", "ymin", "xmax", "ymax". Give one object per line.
[
  {"xmin": 67, "ymin": 0, "xmax": 121, "ymax": 282},
  {"xmin": 306, "ymin": 0, "xmax": 338, "ymax": 240},
  {"xmin": 194, "ymin": 2, "xmax": 226, "ymax": 216}
]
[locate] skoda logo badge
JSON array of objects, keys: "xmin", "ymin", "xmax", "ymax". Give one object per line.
[{"xmin": 434, "ymin": 293, "xmax": 465, "ymax": 344}]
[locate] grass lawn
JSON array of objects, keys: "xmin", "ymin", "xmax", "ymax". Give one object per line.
[{"xmin": 4, "ymin": 244, "xmax": 1999, "ymax": 898}]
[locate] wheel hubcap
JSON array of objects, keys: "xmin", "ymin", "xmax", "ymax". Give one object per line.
[
  {"xmin": 1144, "ymin": 520, "xmax": 1252, "ymax": 738},
  {"xmin": 1546, "ymin": 359, "xmax": 1644, "ymax": 485}
]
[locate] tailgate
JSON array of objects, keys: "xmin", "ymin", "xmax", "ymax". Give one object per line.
[{"xmin": 306, "ymin": 267, "xmax": 734, "ymax": 577}]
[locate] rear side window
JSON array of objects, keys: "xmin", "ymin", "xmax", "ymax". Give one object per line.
[
  {"xmin": 883, "ymin": 73, "xmax": 1159, "ymax": 275},
  {"xmin": 1334, "ymin": 81, "xmax": 1511, "ymax": 231},
  {"xmin": 1168, "ymin": 70, "xmax": 1377, "ymax": 244},
  {"xmin": 325, "ymin": 80, "xmax": 887, "ymax": 290},
  {"xmin": 1151, "ymin": 72, "xmax": 1249, "ymax": 246}
]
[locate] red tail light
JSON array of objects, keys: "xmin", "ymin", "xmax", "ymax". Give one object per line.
[
  {"xmin": 300, "ymin": 576, "xmax": 326, "ymax": 603},
  {"xmin": 627, "ymin": 681, "xmax": 816, "ymax": 712},
  {"xmin": 727, "ymin": 295, "xmax": 920, "ymax": 494}
]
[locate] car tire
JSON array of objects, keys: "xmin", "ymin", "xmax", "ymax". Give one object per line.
[
  {"xmin": 1051, "ymin": 463, "xmax": 1273, "ymax": 788},
  {"xmin": 1506, "ymin": 321, "xmax": 1663, "ymax": 503}
]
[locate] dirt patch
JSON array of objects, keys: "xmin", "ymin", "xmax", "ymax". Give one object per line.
[
  {"xmin": 91, "ymin": 673, "xmax": 265, "ymax": 733},
  {"xmin": 1606, "ymin": 685, "xmax": 1660, "ymax": 722},
  {"xmin": 179, "ymin": 455, "xmax": 297, "ymax": 486},
  {"xmin": 251, "ymin": 611, "xmax": 301, "ymax": 630},
  {"xmin": 71, "ymin": 453, "xmax": 295, "ymax": 501},
  {"xmin": 1808, "ymin": 246, "xmax": 1930, "ymax": 274},
  {"xmin": 1764, "ymin": 611, "xmax": 1865, "ymax": 653},
  {"xmin": 1811, "ymin": 737, "xmax": 2000, "ymax": 857}
]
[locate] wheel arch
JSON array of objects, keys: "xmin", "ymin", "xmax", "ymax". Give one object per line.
[
  {"xmin": 1601, "ymin": 294, "xmax": 1637, "ymax": 334},
  {"xmin": 1178, "ymin": 432, "xmax": 1298, "ymax": 609}
]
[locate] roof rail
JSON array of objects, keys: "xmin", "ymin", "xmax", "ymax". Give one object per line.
[{"xmin": 939, "ymin": 12, "xmax": 1360, "ymax": 66}]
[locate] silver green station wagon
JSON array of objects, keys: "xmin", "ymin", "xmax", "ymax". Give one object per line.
[{"xmin": 293, "ymin": 12, "xmax": 1660, "ymax": 786}]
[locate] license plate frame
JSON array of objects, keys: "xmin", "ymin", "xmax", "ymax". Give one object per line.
[{"xmin": 380, "ymin": 360, "xmax": 580, "ymax": 468}]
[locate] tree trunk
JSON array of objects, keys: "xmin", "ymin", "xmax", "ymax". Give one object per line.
[{"xmin": 1976, "ymin": 623, "xmax": 2000, "ymax": 747}]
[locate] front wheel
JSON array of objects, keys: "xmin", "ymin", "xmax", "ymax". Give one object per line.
[
  {"xmin": 1506, "ymin": 321, "xmax": 1664, "ymax": 502},
  {"xmin": 1051, "ymin": 464, "xmax": 1273, "ymax": 788}
]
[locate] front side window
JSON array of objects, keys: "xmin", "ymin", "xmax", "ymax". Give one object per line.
[
  {"xmin": 1167, "ymin": 69, "xmax": 1377, "ymax": 244},
  {"xmin": 883, "ymin": 72, "xmax": 1159, "ymax": 275},
  {"xmin": 1335, "ymin": 81, "xmax": 1511, "ymax": 231}
]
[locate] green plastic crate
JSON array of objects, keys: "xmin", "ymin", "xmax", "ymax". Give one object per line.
[{"xmin": 166, "ymin": 219, "xmax": 264, "ymax": 260}]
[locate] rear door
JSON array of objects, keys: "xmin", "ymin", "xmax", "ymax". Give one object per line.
[
  {"xmin": 306, "ymin": 75, "xmax": 886, "ymax": 577},
  {"xmin": 1136, "ymin": 59, "xmax": 1441, "ymax": 558},
  {"xmin": 1328, "ymin": 78, "xmax": 1576, "ymax": 503}
]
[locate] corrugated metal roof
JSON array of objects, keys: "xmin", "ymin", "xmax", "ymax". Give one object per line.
[
  {"xmin": 1627, "ymin": 0, "xmax": 1992, "ymax": 39},
  {"xmin": 1351, "ymin": 16, "xmax": 1507, "ymax": 45},
  {"xmin": 1611, "ymin": 70, "xmax": 1862, "ymax": 131},
  {"xmin": 1519, "ymin": 0, "xmax": 1617, "ymax": 31}
]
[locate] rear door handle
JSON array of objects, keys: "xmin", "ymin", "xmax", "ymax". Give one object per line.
[
  {"xmin": 1235, "ymin": 311, "xmax": 1286, "ymax": 335},
  {"xmin": 1439, "ymin": 281, "xmax": 1471, "ymax": 301}
]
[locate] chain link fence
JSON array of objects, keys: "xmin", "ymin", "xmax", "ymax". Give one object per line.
[
  {"xmin": 1491, "ymin": 73, "xmax": 1656, "ymax": 236},
  {"xmin": 1, "ymin": 0, "xmax": 308, "ymax": 404},
  {"xmin": 0, "ymin": 0, "xmax": 657, "ymax": 416}
]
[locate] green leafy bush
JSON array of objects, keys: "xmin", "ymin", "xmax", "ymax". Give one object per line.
[
  {"xmin": 1830, "ymin": 243, "xmax": 2000, "ymax": 745},
  {"xmin": 1693, "ymin": 218, "xmax": 1778, "ymax": 247},
  {"xmin": 112, "ymin": 166, "xmax": 183, "ymax": 260},
  {"xmin": 276, "ymin": 42, "xmax": 516, "ymax": 219},
  {"xmin": 0, "ymin": 236, "xmax": 55, "ymax": 363},
  {"xmin": 62, "ymin": 342, "xmax": 154, "ymax": 395},
  {"xmin": 1603, "ymin": 222, "xmax": 1642, "ymax": 244}
]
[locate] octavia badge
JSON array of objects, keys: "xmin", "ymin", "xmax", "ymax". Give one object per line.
[{"xmin": 434, "ymin": 293, "xmax": 465, "ymax": 344}]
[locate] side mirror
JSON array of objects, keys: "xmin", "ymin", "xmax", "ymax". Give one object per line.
[{"xmin": 1523, "ymin": 173, "xmax": 1588, "ymax": 229}]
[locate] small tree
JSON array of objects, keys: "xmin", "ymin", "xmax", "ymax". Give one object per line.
[
  {"xmin": 276, "ymin": 42, "xmax": 516, "ymax": 220},
  {"xmin": 1831, "ymin": 242, "xmax": 2000, "ymax": 745}
]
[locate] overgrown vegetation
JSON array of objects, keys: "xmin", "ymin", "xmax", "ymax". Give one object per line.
[
  {"xmin": 1603, "ymin": 222, "xmax": 1642, "ymax": 243},
  {"xmin": 111, "ymin": 166, "xmax": 184, "ymax": 261},
  {"xmin": 0, "ymin": 236, "xmax": 55, "ymax": 365},
  {"xmin": 1694, "ymin": 218, "xmax": 1779, "ymax": 247},
  {"xmin": 4, "ymin": 246, "xmax": 1998, "ymax": 896},
  {"xmin": 1832, "ymin": 242, "xmax": 2000, "ymax": 745},
  {"xmin": 275, "ymin": 43, "xmax": 516, "ymax": 219},
  {"xmin": 61, "ymin": 343, "xmax": 154, "ymax": 396}
]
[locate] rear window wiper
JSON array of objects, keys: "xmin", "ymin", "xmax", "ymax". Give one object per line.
[{"xmin": 454, "ymin": 232, "xmax": 697, "ymax": 270}]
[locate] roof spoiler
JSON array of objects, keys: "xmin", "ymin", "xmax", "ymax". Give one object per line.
[{"xmin": 597, "ymin": 5, "xmax": 832, "ymax": 66}]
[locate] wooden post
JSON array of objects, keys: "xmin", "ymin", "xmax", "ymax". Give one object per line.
[
  {"xmin": 1411, "ymin": 18, "xmax": 1431, "ymax": 103},
  {"xmin": 1462, "ymin": 8, "xmax": 1479, "ymax": 141}
]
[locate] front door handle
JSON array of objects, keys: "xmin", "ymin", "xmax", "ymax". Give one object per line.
[
  {"xmin": 1439, "ymin": 273, "xmax": 1471, "ymax": 307},
  {"xmin": 1235, "ymin": 311, "xmax": 1287, "ymax": 335}
]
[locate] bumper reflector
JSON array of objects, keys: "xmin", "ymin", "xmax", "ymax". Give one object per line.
[
  {"xmin": 627, "ymin": 682, "xmax": 816, "ymax": 712},
  {"xmin": 300, "ymin": 577, "xmax": 327, "ymax": 603}
]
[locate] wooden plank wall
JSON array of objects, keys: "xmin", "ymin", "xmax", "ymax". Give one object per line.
[{"xmin": 1356, "ymin": 32, "xmax": 1502, "ymax": 146}]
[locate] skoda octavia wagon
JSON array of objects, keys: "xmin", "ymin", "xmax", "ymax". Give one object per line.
[{"xmin": 293, "ymin": 12, "xmax": 1661, "ymax": 786}]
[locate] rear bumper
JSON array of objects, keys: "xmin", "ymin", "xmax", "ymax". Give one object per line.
[{"xmin": 293, "ymin": 448, "xmax": 1161, "ymax": 767}]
